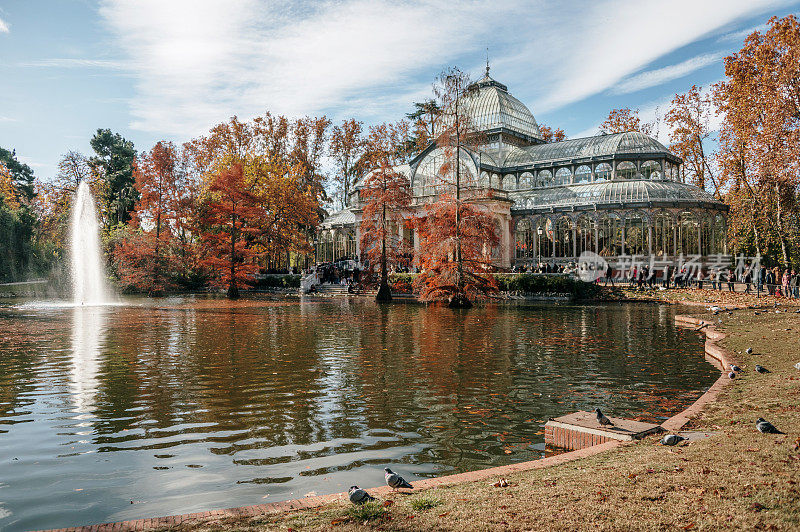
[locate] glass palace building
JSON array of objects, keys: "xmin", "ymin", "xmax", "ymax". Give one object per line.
[{"xmin": 318, "ymin": 69, "xmax": 728, "ymax": 268}]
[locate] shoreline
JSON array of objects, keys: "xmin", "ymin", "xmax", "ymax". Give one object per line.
[{"xmin": 40, "ymin": 302, "xmax": 745, "ymax": 532}]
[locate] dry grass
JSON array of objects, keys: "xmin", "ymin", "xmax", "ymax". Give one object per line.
[{"xmin": 158, "ymin": 304, "xmax": 800, "ymax": 531}]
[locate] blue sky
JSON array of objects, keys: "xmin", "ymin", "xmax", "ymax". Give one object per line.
[{"xmin": 1, "ymin": 0, "xmax": 799, "ymax": 180}]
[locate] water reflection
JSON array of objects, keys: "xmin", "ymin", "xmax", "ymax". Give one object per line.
[
  {"xmin": 0, "ymin": 298, "xmax": 718, "ymax": 531},
  {"xmin": 70, "ymin": 307, "xmax": 105, "ymax": 414}
]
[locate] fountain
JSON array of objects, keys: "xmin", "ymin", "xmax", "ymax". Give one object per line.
[{"xmin": 70, "ymin": 181, "xmax": 111, "ymax": 305}]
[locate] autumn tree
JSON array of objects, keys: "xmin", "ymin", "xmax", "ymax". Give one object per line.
[
  {"xmin": 112, "ymin": 141, "xmax": 181, "ymax": 294},
  {"xmin": 0, "ymin": 149, "xmax": 38, "ymax": 281},
  {"xmin": 359, "ymin": 122, "xmax": 413, "ymax": 302},
  {"xmin": 200, "ymin": 162, "xmax": 264, "ymax": 298},
  {"xmin": 715, "ymin": 15, "xmax": 800, "ymax": 267},
  {"xmin": 538, "ymin": 123, "xmax": 567, "ymax": 142},
  {"xmin": 665, "ymin": 86, "xmax": 724, "ymax": 197},
  {"xmin": 413, "ymin": 67, "xmax": 499, "ymax": 308},
  {"xmin": 599, "ymin": 108, "xmax": 653, "ymax": 135},
  {"xmin": 330, "ymin": 119, "xmax": 366, "ymax": 210}
]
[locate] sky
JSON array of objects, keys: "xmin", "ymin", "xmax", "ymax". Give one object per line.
[{"xmin": 1, "ymin": 0, "xmax": 799, "ymax": 180}]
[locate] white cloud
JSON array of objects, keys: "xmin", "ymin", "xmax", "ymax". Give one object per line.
[
  {"xmin": 611, "ymin": 52, "xmax": 725, "ymax": 95},
  {"xmin": 0, "ymin": 16, "xmax": 9, "ymax": 33},
  {"xmin": 97, "ymin": 0, "xmax": 788, "ymax": 138},
  {"xmin": 0, "ymin": 116, "xmax": 17, "ymax": 123},
  {"xmin": 20, "ymin": 58, "xmax": 125, "ymax": 69}
]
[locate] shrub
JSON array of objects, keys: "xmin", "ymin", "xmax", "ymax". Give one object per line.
[
  {"xmin": 253, "ymin": 274, "xmax": 301, "ymax": 289},
  {"xmin": 492, "ymin": 273, "xmax": 601, "ymax": 299}
]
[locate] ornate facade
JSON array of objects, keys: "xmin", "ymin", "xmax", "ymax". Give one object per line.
[{"xmin": 318, "ymin": 69, "xmax": 728, "ymax": 268}]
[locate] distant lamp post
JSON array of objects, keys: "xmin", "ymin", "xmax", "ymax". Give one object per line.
[{"xmin": 537, "ymin": 226, "xmax": 543, "ymax": 264}]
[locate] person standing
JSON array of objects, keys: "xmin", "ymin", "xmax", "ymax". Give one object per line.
[
  {"xmin": 757, "ymin": 264, "xmax": 765, "ymax": 296},
  {"xmin": 782, "ymin": 269, "xmax": 790, "ymax": 298}
]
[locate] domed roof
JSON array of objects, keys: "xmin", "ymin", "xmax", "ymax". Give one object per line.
[
  {"xmin": 435, "ymin": 68, "xmax": 543, "ymax": 143},
  {"xmin": 503, "ymin": 131, "xmax": 675, "ymax": 167}
]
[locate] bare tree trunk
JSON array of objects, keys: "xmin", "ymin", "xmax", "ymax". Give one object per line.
[
  {"xmin": 376, "ymin": 201, "xmax": 392, "ymax": 302},
  {"xmin": 228, "ymin": 207, "xmax": 239, "ymax": 299},
  {"xmin": 775, "ymin": 182, "xmax": 790, "ymax": 268}
]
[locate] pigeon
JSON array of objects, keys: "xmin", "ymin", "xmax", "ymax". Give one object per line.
[
  {"xmin": 794, "ymin": 362, "xmax": 800, "ymax": 370},
  {"xmin": 595, "ymin": 408, "xmax": 614, "ymax": 427},
  {"xmin": 348, "ymin": 485, "xmax": 375, "ymax": 505},
  {"xmin": 756, "ymin": 418, "xmax": 785, "ymax": 434},
  {"xmin": 746, "ymin": 347, "xmax": 753, "ymax": 355},
  {"xmin": 755, "ymin": 365, "xmax": 770, "ymax": 374},
  {"xmin": 384, "ymin": 468, "xmax": 413, "ymax": 491},
  {"xmin": 729, "ymin": 364, "xmax": 741, "ymax": 372},
  {"xmin": 661, "ymin": 434, "xmax": 687, "ymax": 446},
  {"xmin": 728, "ymin": 371, "xmax": 736, "ymax": 379}
]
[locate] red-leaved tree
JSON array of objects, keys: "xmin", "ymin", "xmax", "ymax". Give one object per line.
[
  {"xmin": 200, "ymin": 162, "xmax": 264, "ymax": 298},
  {"xmin": 413, "ymin": 67, "xmax": 499, "ymax": 308},
  {"xmin": 359, "ymin": 122, "xmax": 413, "ymax": 301}
]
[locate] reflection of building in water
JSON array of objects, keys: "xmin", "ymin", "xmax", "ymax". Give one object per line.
[
  {"xmin": 70, "ymin": 307, "xmax": 106, "ymax": 413},
  {"xmin": 318, "ymin": 67, "xmax": 728, "ymax": 267}
]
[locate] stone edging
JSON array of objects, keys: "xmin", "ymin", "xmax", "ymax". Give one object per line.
[{"xmin": 42, "ymin": 313, "xmax": 733, "ymax": 532}]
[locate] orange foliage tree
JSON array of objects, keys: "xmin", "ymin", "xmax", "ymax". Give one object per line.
[
  {"xmin": 359, "ymin": 121, "xmax": 413, "ymax": 301},
  {"xmin": 599, "ymin": 108, "xmax": 653, "ymax": 135},
  {"xmin": 413, "ymin": 67, "xmax": 499, "ymax": 308},
  {"xmin": 715, "ymin": 15, "xmax": 800, "ymax": 267},
  {"xmin": 330, "ymin": 118, "xmax": 365, "ymax": 210},
  {"xmin": 538, "ymin": 123, "xmax": 567, "ymax": 142},
  {"xmin": 112, "ymin": 141, "xmax": 180, "ymax": 294},
  {"xmin": 199, "ymin": 162, "xmax": 264, "ymax": 299},
  {"xmin": 665, "ymin": 85, "xmax": 723, "ymax": 197}
]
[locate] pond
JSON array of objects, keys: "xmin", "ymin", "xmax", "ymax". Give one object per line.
[{"xmin": 0, "ymin": 297, "xmax": 717, "ymax": 530}]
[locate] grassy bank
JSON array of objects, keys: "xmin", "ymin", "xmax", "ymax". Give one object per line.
[{"xmin": 153, "ymin": 299, "xmax": 799, "ymax": 531}]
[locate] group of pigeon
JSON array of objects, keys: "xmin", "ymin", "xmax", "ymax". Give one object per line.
[
  {"xmin": 662, "ymin": 343, "xmax": 786, "ymax": 445},
  {"xmin": 348, "ymin": 467, "xmax": 413, "ymax": 505}
]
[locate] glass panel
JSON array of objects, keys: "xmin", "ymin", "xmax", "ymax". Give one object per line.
[
  {"xmin": 555, "ymin": 167, "xmax": 572, "ymax": 186},
  {"xmin": 575, "ymin": 165, "xmax": 592, "ymax": 184},
  {"xmin": 595, "ymin": 162, "xmax": 612, "ymax": 182},
  {"xmin": 616, "ymin": 161, "xmax": 636, "ymax": 180}
]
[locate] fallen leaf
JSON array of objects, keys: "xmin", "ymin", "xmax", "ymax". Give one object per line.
[
  {"xmin": 438, "ymin": 512, "xmax": 450, "ymax": 518},
  {"xmin": 383, "ymin": 500, "xmax": 394, "ymax": 508}
]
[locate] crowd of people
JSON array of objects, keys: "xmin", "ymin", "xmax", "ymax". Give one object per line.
[{"xmin": 603, "ymin": 263, "xmax": 800, "ymax": 298}]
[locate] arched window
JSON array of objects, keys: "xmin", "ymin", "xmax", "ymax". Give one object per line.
[
  {"xmin": 595, "ymin": 163, "xmax": 612, "ymax": 182},
  {"xmin": 700, "ymin": 215, "xmax": 713, "ymax": 256},
  {"xmin": 502, "ymin": 174, "xmax": 515, "ymax": 190},
  {"xmin": 555, "ymin": 167, "xmax": 572, "ymax": 186},
  {"xmin": 537, "ymin": 169, "xmax": 553, "ymax": 187},
  {"xmin": 616, "ymin": 161, "xmax": 637, "ymax": 179},
  {"xmin": 624, "ymin": 213, "xmax": 647, "ymax": 256},
  {"xmin": 518, "ymin": 172, "xmax": 534, "ymax": 189},
  {"xmin": 678, "ymin": 212, "xmax": 700, "ymax": 256},
  {"xmin": 335, "ymin": 232, "xmax": 347, "ymax": 261},
  {"xmin": 555, "ymin": 217, "xmax": 573, "ymax": 257},
  {"xmin": 479, "ymin": 171, "xmax": 490, "ymax": 188},
  {"xmin": 346, "ymin": 231, "xmax": 356, "ymax": 258},
  {"xmin": 575, "ymin": 165, "xmax": 592, "ymax": 184},
  {"xmin": 652, "ymin": 212, "xmax": 675, "ymax": 257},
  {"xmin": 641, "ymin": 160, "xmax": 662, "ymax": 180},
  {"xmin": 576, "ymin": 215, "xmax": 596, "ymax": 255},
  {"xmin": 533, "ymin": 217, "xmax": 551, "ymax": 259},
  {"xmin": 598, "ymin": 214, "xmax": 622, "ymax": 257},
  {"xmin": 713, "ymin": 214, "xmax": 726, "ymax": 255},
  {"xmin": 515, "ymin": 218, "xmax": 534, "ymax": 259}
]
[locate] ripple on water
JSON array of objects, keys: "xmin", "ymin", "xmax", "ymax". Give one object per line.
[{"xmin": 0, "ymin": 298, "xmax": 716, "ymax": 531}]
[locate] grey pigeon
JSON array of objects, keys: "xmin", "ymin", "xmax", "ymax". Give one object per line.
[
  {"xmin": 755, "ymin": 365, "xmax": 770, "ymax": 374},
  {"xmin": 661, "ymin": 434, "xmax": 687, "ymax": 446},
  {"xmin": 348, "ymin": 485, "xmax": 375, "ymax": 505},
  {"xmin": 728, "ymin": 371, "xmax": 736, "ymax": 379},
  {"xmin": 595, "ymin": 408, "xmax": 613, "ymax": 427},
  {"xmin": 730, "ymin": 364, "xmax": 741, "ymax": 372},
  {"xmin": 746, "ymin": 347, "xmax": 753, "ymax": 355},
  {"xmin": 756, "ymin": 417, "xmax": 785, "ymax": 434},
  {"xmin": 384, "ymin": 468, "xmax": 413, "ymax": 490}
]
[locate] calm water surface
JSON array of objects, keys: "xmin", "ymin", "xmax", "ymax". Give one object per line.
[{"xmin": 0, "ymin": 297, "xmax": 717, "ymax": 530}]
